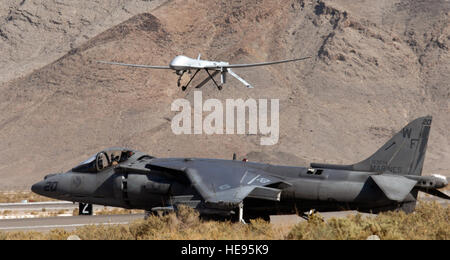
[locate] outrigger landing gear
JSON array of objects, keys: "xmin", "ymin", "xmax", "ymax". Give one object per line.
[
  {"xmin": 238, "ymin": 202, "xmax": 246, "ymax": 224},
  {"xmin": 300, "ymin": 209, "xmax": 317, "ymax": 220}
]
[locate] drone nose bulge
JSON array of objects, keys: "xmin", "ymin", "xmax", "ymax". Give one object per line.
[{"xmin": 169, "ymin": 55, "xmax": 191, "ymax": 70}]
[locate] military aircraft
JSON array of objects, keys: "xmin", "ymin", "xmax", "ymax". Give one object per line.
[
  {"xmin": 32, "ymin": 116, "xmax": 449, "ymax": 222},
  {"xmin": 97, "ymin": 55, "xmax": 311, "ymax": 91}
]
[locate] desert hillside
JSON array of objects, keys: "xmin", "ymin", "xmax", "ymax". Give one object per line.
[
  {"xmin": 0, "ymin": 0, "xmax": 167, "ymax": 84},
  {"xmin": 0, "ymin": 0, "xmax": 449, "ymax": 190}
]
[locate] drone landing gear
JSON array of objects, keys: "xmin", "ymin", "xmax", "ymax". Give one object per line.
[
  {"xmin": 177, "ymin": 70, "xmax": 185, "ymax": 88},
  {"xmin": 179, "ymin": 69, "xmax": 223, "ymax": 91},
  {"xmin": 180, "ymin": 69, "xmax": 200, "ymax": 91},
  {"xmin": 204, "ymin": 69, "xmax": 222, "ymax": 91},
  {"xmin": 194, "ymin": 70, "xmax": 220, "ymax": 90}
]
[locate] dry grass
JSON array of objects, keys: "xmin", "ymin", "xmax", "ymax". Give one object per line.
[
  {"xmin": 0, "ymin": 202, "xmax": 448, "ymax": 240},
  {"xmin": 94, "ymin": 207, "xmax": 143, "ymax": 216},
  {"xmin": 74, "ymin": 206, "xmax": 284, "ymax": 240},
  {"xmin": 287, "ymin": 202, "xmax": 449, "ymax": 240}
]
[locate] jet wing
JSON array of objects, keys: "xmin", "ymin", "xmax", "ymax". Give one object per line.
[
  {"xmin": 184, "ymin": 168, "xmax": 282, "ymax": 205},
  {"xmin": 207, "ymin": 56, "xmax": 311, "ymax": 69},
  {"xmin": 97, "ymin": 61, "xmax": 171, "ymax": 69},
  {"xmin": 146, "ymin": 158, "xmax": 291, "ymax": 208}
]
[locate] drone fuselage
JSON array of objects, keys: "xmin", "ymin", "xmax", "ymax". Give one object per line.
[{"xmin": 169, "ymin": 55, "xmax": 229, "ymax": 71}]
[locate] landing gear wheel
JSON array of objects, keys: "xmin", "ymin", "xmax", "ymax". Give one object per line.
[{"xmin": 144, "ymin": 210, "xmax": 154, "ymax": 220}]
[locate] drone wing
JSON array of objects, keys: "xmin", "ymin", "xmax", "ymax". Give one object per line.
[
  {"xmin": 214, "ymin": 56, "xmax": 311, "ymax": 69},
  {"xmin": 97, "ymin": 61, "xmax": 171, "ymax": 69}
]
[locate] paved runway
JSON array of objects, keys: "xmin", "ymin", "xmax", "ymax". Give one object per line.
[
  {"xmin": 0, "ymin": 201, "xmax": 103, "ymax": 211},
  {"xmin": 0, "ymin": 214, "xmax": 144, "ymax": 232}
]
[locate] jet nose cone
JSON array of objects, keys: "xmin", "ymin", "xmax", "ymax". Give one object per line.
[
  {"xmin": 31, "ymin": 174, "xmax": 66, "ymax": 200},
  {"xmin": 31, "ymin": 180, "xmax": 45, "ymax": 195}
]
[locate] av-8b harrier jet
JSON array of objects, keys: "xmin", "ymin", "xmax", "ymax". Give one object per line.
[{"xmin": 32, "ymin": 116, "xmax": 449, "ymax": 222}]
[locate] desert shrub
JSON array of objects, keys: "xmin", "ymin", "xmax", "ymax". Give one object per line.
[
  {"xmin": 287, "ymin": 202, "xmax": 449, "ymax": 240},
  {"xmin": 76, "ymin": 224, "xmax": 134, "ymax": 240}
]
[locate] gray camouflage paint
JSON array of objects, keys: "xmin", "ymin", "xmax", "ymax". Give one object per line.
[{"xmin": 32, "ymin": 116, "xmax": 449, "ymax": 219}]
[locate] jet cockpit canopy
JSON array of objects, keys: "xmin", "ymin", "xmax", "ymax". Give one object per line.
[{"xmin": 72, "ymin": 148, "xmax": 135, "ymax": 173}]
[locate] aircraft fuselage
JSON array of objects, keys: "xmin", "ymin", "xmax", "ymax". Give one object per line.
[
  {"xmin": 31, "ymin": 117, "xmax": 449, "ymax": 219},
  {"xmin": 32, "ymin": 155, "xmax": 417, "ymax": 216},
  {"xmin": 169, "ymin": 55, "xmax": 229, "ymax": 71}
]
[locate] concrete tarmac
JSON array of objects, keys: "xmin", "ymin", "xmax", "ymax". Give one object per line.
[
  {"xmin": 0, "ymin": 214, "xmax": 144, "ymax": 232},
  {"xmin": 0, "ymin": 201, "xmax": 117, "ymax": 212}
]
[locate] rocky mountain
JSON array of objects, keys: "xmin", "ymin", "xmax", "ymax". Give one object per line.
[
  {"xmin": 0, "ymin": 0, "xmax": 167, "ymax": 84},
  {"xmin": 0, "ymin": 0, "xmax": 449, "ymax": 190}
]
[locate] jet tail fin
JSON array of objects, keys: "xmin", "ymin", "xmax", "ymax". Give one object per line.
[
  {"xmin": 312, "ymin": 116, "xmax": 432, "ymax": 176},
  {"xmin": 352, "ymin": 116, "xmax": 432, "ymax": 176}
]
